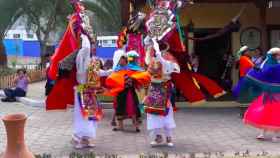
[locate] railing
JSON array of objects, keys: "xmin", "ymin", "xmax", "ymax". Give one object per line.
[
  {"xmin": 9, "ymin": 64, "xmax": 42, "ymax": 70},
  {"xmin": 0, "ymin": 68, "xmax": 46, "ymax": 89}
]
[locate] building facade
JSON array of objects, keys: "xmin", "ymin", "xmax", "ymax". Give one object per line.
[
  {"xmin": 122, "ymin": 0, "xmax": 280, "ymax": 85},
  {"xmin": 3, "ymin": 29, "xmax": 41, "ymax": 69}
]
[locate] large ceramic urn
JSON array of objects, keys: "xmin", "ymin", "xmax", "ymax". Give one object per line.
[{"xmin": 1, "ymin": 113, "xmax": 35, "ymax": 158}]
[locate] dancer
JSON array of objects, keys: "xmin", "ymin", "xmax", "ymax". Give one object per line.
[
  {"xmin": 144, "ymin": 0, "xmax": 226, "ymax": 105},
  {"xmin": 241, "ymin": 48, "xmax": 280, "ymax": 142},
  {"xmin": 114, "ymin": 51, "xmax": 142, "ymax": 132},
  {"xmin": 72, "ymin": 33, "xmax": 112, "ymax": 149},
  {"xmin": 144, "ymin": 39, "xmax": 180, "ymax": 147},
  {"xmin": 106, "ymin": 50, "xmax": 150, "ymax": 132},
  {"xmin": 44, "ymin": 1, "xmax": 113, "ymax": 148},
  {"xmin": 111, "ymin": 50, "xmax": 128, "ymax": 127}
]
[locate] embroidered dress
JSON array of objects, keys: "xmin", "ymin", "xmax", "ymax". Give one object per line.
[
  {"xmin": 73, "ymin": 34, "xmax": 111, "ymax": 147},
  {"xmin": 144, "ymin": 50, "xmax": 179, "ymax": 137}
]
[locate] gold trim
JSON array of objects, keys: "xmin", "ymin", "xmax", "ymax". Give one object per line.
[
  {"xmin": 213, "ymin": 91, "xmax": 227, "ymax": 98},
  {"xmin": 190, "ymin": 99, "xmax": 206, "ymax": 105},
  {"xmin": 144, "ymin": 106, "xmax": 166, "ymax": 111}
]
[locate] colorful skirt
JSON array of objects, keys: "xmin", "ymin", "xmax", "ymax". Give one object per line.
[
  {"xmin": 115, "ymin": 88, "xmax": 141, "ymax": 120},
  {"xmin": 244, "ymin": 93, "xmax": 280, "ymax": 131},
  {"xmin": 242, "ymin": 64, "xmax": 280, "ymax": 131}
]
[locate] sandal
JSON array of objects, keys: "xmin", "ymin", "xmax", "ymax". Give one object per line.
[
  {"xmin": 256, "ymin": 134, "xmax": 265, "ymax": 140},
  {"xmin": 166, "ymin": 137, "xmax": 174, "ymax": 147}
]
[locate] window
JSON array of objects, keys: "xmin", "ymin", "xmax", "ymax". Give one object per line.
[
  {"xmin": 102, "ymin": 40, "xmax": 108, "ymax": 44},
  {"xmin": 27, "ymin": 34, "xmax": 34, "ymax": 39},
  {"xmin": 13, "ymin": 34, "xmax": 21, "ymax": 39},
  {"xmin": 97, "ymin": 40, "xmax": 102, "ymax": 47},
  {"xmin": 112, "ymin": 40, "xmax": 116, "ymax": 44}
]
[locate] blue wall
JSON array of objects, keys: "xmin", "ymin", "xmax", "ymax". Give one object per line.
[
  {"xmin": 3, "ymin": 39, "xmax": 41, "ymax": 57},
  {"xmin": 96, "ymin": 47, "xmax": 116, "ymax": 59},
  {"xmin": 22, "ymin": 41, "xmax": 41, "ymax": 57},
  {"xmin": 3, "ymin": 39, "xmax": 23, "ymax": 56}
]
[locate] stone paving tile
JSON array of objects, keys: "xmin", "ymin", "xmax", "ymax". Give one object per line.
[
  {"xmin": 1, "ymin": 82, "xmax": 280, "ymax": 156},
  {"xmin": 1, "ymin": 103, "xmax": 280, "ymax": 156}
]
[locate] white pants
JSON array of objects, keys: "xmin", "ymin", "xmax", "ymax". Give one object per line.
[
  {"xmin": 150, "ymin": 128, "xmax": 173, "ymax": 139},
  {"xmin": 147, "ymin": 106, "xmax": 176, "ymax": 138},
  {"xmin": 73, "ymin": 90, "xmax": 97, "ymax": 139}
]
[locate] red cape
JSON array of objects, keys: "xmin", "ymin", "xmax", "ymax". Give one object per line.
[{"xmin": 46, "ymin": 15, "xmax": 80, "ymax": 110}]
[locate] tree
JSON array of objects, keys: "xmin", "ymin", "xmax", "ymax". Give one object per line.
[
  {"xmin": 23, "ymin": 0, "xmax": 72, "ymax": 64},
  {"xmin": 83, "ymin": 0, "xmax": 122, "ymax": 35},
  {"xmin": 0, "ymin": 0, "xmax": 26, "ymax": 66},
  {"xmin": 0, "ymin": 0, "xmax": 122, "ymax": 66},
  {"xmin": 23, "ymin": 0, "xmax": 122, "ymax": 63}
]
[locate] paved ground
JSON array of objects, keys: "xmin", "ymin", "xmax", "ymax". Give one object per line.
[{"xmin": 0, "ymin": 82, "xmax": 280, "ymax": 157}]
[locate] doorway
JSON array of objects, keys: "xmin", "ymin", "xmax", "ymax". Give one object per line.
[{"xmin": 194, "ymin": 29, "xmax": 232, "ymax": 86}]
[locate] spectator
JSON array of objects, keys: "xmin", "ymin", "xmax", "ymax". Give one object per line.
[
  {"xmin": 252, "ymin": 47, "xmax": 264, "ymax": 67},
  {"xmin": 104, "ymin": 59, "xmax": 113, "ymax": 70},
  {"xmin": 191, "ymin": 54, "xmax": 199, "ymax": 72},
  {"xmin": 1, "ymin": 69, "xmax": 30, "ymax": 102}
]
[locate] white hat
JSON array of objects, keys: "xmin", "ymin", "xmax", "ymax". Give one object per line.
[
  {"xmin": 267, "ymin": 47, "xmax": 280, "ymax": 55},
  {"xmin": 239, "ymin": 46, "xmax": 249, "ymax": 52},
  {"xmin": 113, "ymin": 49, "xmax": 126, "ymax": 70},
  {"xmin": 127, "ymin": 50, "xmax": 139, "ymax": 58}
]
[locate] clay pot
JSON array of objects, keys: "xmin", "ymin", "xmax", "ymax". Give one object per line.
[{"xmin": 1, "ymin": 113, "xmax": 35, "ymax": 158}]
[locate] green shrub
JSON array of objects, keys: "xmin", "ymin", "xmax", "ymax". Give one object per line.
[{"xmin": 0, "ymin": 67, "xmax": 16, "ymax": 76}]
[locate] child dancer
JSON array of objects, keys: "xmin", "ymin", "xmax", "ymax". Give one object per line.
[
  {"xmin": 144, "ymin": 39, "xmax": 180, "ymax": 147},
  {"xmin": 107, "ymin": 49, "xmax": 150, "ymax": 132}
]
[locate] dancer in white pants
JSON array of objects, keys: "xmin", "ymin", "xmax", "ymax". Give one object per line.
[{"xmin": 144, "ymin": 39, "xmax": 180, "ymax": 147}]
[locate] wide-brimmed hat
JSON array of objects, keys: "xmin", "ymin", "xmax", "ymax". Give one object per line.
[
  {"xmin": 113, "ymin": 49, "xmax": 126, "ymax": 69},
  {"xmin": 267, "ymin": 47, "xmax": 280, "ymax": 55}
]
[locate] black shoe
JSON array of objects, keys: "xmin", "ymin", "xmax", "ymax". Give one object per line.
[
  {"xmin": 1, "ymin": 98, "xmax": 9, "ymax": 102},
  {"xmin": 136, "ymin": 128, "xmax": 140, "ymax": 133},
  {"xmin": 113, "ymin": 128, "xmax": 123, "ymax": 132},
  {"xmin": 1, "ymin": 98, "xmax": 16, "ymax": 102},
  {"xmin": 111, "ymin": 121, "xmax": 117, "ymax": 126},
  {"xmin": 9, "ymin": 98, "xmax": 17, "ymax": 102}
]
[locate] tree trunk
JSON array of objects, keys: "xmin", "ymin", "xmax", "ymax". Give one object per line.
[
  {"xmin": 0, "ymin": 39, "xmax": 7, "ymax": 67},
  {"xmin": 40, "ymin": 42, "xmax": 48, "ymax": 66},
  {"xmin": 120, "ymin": 0, "xmax": 130, "ymax": 27}
]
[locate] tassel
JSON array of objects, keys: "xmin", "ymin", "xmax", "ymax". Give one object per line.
[{"xmin": 175, "ymin": 10, "xmax": 186, "ymax": 51}]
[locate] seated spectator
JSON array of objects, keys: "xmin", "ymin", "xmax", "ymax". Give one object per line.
[{"xmin": 1, "ymin": 69, "xmax": 30, "ymax": 102}]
